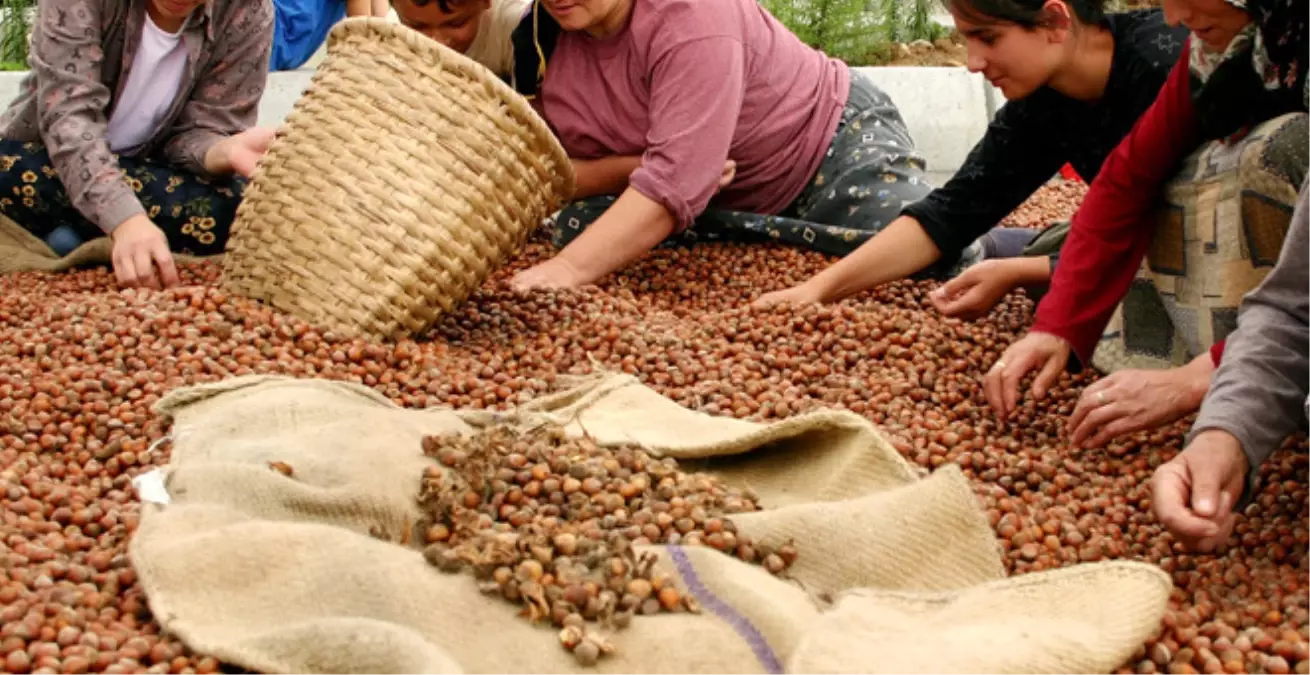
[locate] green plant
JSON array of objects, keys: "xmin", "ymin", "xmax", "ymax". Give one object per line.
[
  {"xmin": 0, "ymin": 0, "xmax": 35, "ymax": 69},
  {"xmin": 762, "ymin": 0, "xmax": 949, "ymax": 66}
]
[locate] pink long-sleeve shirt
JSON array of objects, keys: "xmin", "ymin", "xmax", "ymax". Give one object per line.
[{"xmin": 537, "ymin": 0, "xmax": 850, "ymax": 231}]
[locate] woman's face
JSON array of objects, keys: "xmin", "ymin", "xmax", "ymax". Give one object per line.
[
  {"xmin": 541, "ymin": 0, "xmax": 630, "ymax": 36},
  {"xmin": 1162, "ymin": 0, "xmax": 1251, "ymax": 51},
  {"xmin": 950, "ymin": 1, "xmax": 1071, "ymax": 100}
]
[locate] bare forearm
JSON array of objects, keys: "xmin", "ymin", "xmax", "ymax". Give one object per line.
[
  {"xmin": 1005, "ymin": 256, "xmax": 1053, "ymax": 285},
  {"xmin": 803, "ymin": 215, "xmax": 942, "ymax": 302},
  {"xmin": 572, "ymin": 156, "xmax": 642, "ymax": 199},
  {"xmin": 555, "ymin": 187, "xmax": 674, "ymax": 284}
]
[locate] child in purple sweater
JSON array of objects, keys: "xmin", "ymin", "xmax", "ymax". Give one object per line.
[{"xmin": 507, "ymin": 0, "xmax": 932, "ymax": 290}]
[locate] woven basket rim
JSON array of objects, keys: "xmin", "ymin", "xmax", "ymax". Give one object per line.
[{"xmin": 326, "ymin": 17, "xmax": 576, "ymax": 196}]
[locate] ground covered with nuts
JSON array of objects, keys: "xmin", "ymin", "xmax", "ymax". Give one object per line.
[{"xmin": 0, "ymin": 182, "xmax": 1306, "ymax": 674}]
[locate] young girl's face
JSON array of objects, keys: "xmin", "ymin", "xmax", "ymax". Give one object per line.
[
  {"xmin": 950, "ymin": 0, "xmax": 1072, "ymax": 100},
  {"xmin": 394, "ymin": 0, "xmax": 491, "ymax": 54}
]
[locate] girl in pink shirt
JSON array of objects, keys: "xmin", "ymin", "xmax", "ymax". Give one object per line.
[{"xmin": 507, "ymin": 0, "xmax": 933, "ymax": 290}]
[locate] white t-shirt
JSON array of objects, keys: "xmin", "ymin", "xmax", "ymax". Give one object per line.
[
  {"xmin": 105, "ymin": 15, "xmax": 190, "ymax": 155},
  {"xmin": 464, "ymin": 0, "xmax": 529, "ymax": 79}
]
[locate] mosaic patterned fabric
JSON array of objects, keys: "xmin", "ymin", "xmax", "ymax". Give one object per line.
[{"xmin": 1093, "ymin": 112, "xmax": 1308, "ymax": 373}]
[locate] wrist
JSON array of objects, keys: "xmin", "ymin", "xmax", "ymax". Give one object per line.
[
  {"xmin": 547, "ymin": 253, "xmax": 593, "ymax": 286},
  {"xmin": 809, "ymin": 264, "xmax": 862, "ymax": 303},
  {"xmin": 1191, "ymin": 428, "xmax": 1250, "ymax": 475},
  {"xmin": 110, "ymin": 213, "xmax": 151, "ymax": 241},
  {"xmin": 1011, "ymin": 256, "xmax": 1054, "ymax": 285},
  {"xmin": 793, "ymin": 276, "xmax": 832, "ymax": 303},
  {"xmin": 1181, "ymin": 353, "xmax": 1217, "ymax": 409},
  {"xmin": 100, "ymin": 193, "xmax": 148, "ymax": 237},
  {"xmin": 203, "ymin": 137, "xmax": 233, "ymax": 175},
  {"xmin": 1030, "ymin": 329, "xmax": 1068, "ymax": 345}
]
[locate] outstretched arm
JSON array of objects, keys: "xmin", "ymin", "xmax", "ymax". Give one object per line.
[
  {"xmin": 755, "ymin": 87, "xmax": 1065, "ymax": 308},
  {"xmin": 512, "ymin": 187, "xmax": 675, "ymax": 289}
]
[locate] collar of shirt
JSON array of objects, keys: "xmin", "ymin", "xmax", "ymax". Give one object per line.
[{"xmin": 195, "ymin": 0, "xmax": 218, "ymax": 42}]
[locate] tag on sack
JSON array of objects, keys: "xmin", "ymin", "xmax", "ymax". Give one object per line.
[{"xmin": 132, "ymin": 468, "xmax": 172, "ymax": 505}]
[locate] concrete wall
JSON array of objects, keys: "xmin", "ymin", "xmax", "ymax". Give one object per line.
[
  {"xmin": 0, "ymin": 66, "xmax": 1000, "ymax": 182},
  {"xmin": 859, "ymin": 66, "xmax": 1000, "ymax": 183}
]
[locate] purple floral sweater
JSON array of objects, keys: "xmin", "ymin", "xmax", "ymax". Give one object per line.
[{"xmin": 0, "ymin": 0, "xmax": 274, "ymax": 234}]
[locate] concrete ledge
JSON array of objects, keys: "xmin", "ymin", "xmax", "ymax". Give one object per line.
[
  {"xmin": 0, "ymin": 65, "xmax": 999, "ymax": 179},
  {"xmin": 854, "ymin": 66, "xmax": 1000, "ymax": 182}
]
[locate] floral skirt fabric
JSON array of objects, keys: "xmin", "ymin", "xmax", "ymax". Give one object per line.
[
  {"xmin": 549, "ymin": 71, "xmax": 935, "ymax": 258},
  {"xmin": 0, "ymin": 139, "xmax": 245, "ymax": 257}
]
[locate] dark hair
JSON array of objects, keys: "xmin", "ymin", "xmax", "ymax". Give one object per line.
[
  {"xmin": 404, "ymin": 0, "xmax": 465, "ymax": 15},
  {"xmin": 944, "ymin": 0, "xmax": 1104, "ymax": 29}
]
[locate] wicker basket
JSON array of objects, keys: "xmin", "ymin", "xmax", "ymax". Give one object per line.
[{"xmin": 220, "ymin": 18, "xmax": 575, "ymax": 341}]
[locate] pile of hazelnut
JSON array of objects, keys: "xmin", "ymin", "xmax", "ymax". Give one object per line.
[{"xmin": 413, "ymin": 425, "xmax": 796, "ymax": 665}]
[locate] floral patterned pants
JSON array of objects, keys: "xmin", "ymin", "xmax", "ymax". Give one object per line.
[
  {"xmin": 549, "ymin": 72, "xmax": 935, "ymax": 257},
  {"xmin": 0, "ymin": 140, "xmax": 245, "ymax": 256}
]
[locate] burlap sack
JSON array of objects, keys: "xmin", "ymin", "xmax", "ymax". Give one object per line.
[
  {"xmin": 129, "ymin": 374, "xmax": 1172, "ymax": 674},
  {"xmin": 0, "ymin": 213, "xmax": 215, "ymax": 274}
]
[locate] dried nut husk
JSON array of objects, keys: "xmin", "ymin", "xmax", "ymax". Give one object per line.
[{"xmin": 414, "ymin": 425, "xmax": 791, "ymax": 662}]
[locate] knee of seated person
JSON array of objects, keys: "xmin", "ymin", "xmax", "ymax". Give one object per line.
[
  {"xmin": 1229, "ymin": 114, "xmax": 1309, "ymax": 243},
  {"xmin": 45, "ymin": 225, "xmax": 87, "ymax": 257},
  {"xmin": 1249, "ymin": 112, "xmax": 1308, "ymax": 190}
]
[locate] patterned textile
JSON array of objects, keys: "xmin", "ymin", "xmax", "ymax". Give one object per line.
[
  {"xmin": 0, "ymin": 140, "xmax": 244, "ymax": 258},
  {"xmin": 1092, "ymin": 112, "xmax": 1308, "ymax": 373},
  {"xmin": 549, "ymin": 73, "xmax": 933, "ymax": 257}
]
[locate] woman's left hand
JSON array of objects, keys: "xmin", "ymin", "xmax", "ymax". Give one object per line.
[
  {"xmin": 206, "ymin": 127, "xmax": 278, "ymax": 178},
  {"xmin": 1068, "ymin": 355, "xmax": 1215, "ymax": 448},
  {"xmin": 929, "ymin": 259, "xmax": 1021, "ymax": 319},
  {"xmin": 226, "ymin": 127, "xmax": 278, "ymax": 178},
  {"xmin": 511, "ymin": 258, "xmax": 584, "ymax": 291}
]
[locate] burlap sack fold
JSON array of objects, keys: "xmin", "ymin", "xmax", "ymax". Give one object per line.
[
  {"xmin": 0, "ymin": 213, "xmax": 215, "ymax": 274},
  {"xmin": 130, "ymin": 374, "xmax": 1171, "ymax": 674}
]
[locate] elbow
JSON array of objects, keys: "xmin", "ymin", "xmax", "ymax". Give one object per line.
[{"xmin": 629, "ymin": 168, "xmax": 701, "ymax": 235}]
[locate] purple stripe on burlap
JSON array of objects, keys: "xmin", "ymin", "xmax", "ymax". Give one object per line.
[{"xmin": 665, "ymin": 545, "xmax": 786, "ymax": 674}]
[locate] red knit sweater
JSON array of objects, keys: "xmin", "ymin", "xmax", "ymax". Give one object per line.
[{"xmin": 1032, "ymin": 43, "xmax": 1228, "ymax": 368}]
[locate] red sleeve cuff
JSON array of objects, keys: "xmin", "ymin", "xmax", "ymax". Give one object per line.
[{"xmin": 1210, "ymin": 340, "xmax": 1225, "ymax": 366}]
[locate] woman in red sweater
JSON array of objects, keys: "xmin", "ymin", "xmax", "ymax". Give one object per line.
[{"xmin": 984, "ymin": 0, "xmax": 1306, "ymax": 447}]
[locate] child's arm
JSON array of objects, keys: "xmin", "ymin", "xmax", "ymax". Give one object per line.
[{"xmin": 345, "ymin": 0, "xmax": 388, "ymax": 17}]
